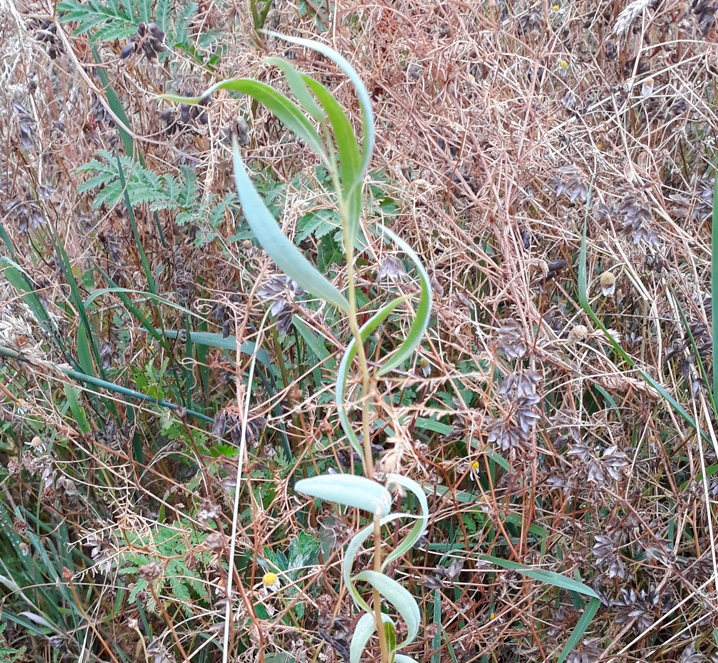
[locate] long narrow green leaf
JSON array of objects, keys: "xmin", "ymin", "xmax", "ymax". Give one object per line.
[
  {"xmin": 293, "ymin": 317, "xmax": 336, "ymax": 370},
  {"xmin": 51, "ymin": 233, "xmax": 106, "ymax": 379},
  {"xmin": 0, "ymin": 220, "xmax": 18, "ymax": 259},
  {"xmin": 354, "ymin": 570, "xmax": 420, "ymax": 647},
  {"xmin": 557, "ymin": 598, "xmax": 601, "ymax": 663},
  {"xmin": 301, "ymin": 75, "xmax": 362, "ymax": 237},
  {"xmin": 374, "ymin": 226, "xmax": 432, "ymax": 376},
  {"xmin": 232, "ymin": 137, "xmax": 349, "ymax": 311},
  {"xmin": 265, "ymin": 57, "xmax": 325, "ymax": 121},
  {"xmin": 64, "ymin": 384, "xmax": 91, "ymax": 434},
  {"xmin": 264, "ymin": 32, "xmax": 374, "ymax": 182},
  {"xmin": 161, "ymin": 80, "xmax": 326, "ymax": 158},
  {"xmin": 479, "ymin": 554, "xmax": 598, "ymax": 598},
  {"xmin": 161, "ymin": 330, "xmax": 271, "ymax": 368},
  {"xmin": 92, "ymin": 45, "xmax": 134, "ymax": 156},
  {"xmin": 671, "ymin": 287, "xmax": 718, "ymax": 415},
  {"xmin": 94, "ymin": 266, "xmax": 168, "ymax": 349},
  {"xmin": 431, "ymin": 590, "xmax": 442, "ymax": 663},
  {"xmin": 115, "ymin": 154, "xmax": 156, "ymax": 294}
]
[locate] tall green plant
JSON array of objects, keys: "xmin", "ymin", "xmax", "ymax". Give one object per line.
[{"xmin": 160, "ymin": 32, "xmax": 431, "ymax": 663}]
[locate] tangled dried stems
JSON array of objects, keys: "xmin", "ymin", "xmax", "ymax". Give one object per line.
[{"xmin": 2, "ymin": 0, "xmax": 718, "ymax": 662}]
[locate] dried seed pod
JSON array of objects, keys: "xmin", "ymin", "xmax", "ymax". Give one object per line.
[{"xmin": 120, "ymin": 41, "xmax": 138, "ymax": 60}]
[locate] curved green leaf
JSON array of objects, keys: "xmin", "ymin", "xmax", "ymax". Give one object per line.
[
  {"xmin": 343, "ymin": 514, "xmax": 402, "ymax": 613},
  {"xmin": 394, "ymin": 656, "xmax": 419, "ymax": 663},
  {"xmin": 295, "ymin": 474, "xmax": 392, "ymax": 515},
  {"xmin": 161, "ymin": 79, "xmax": 326, "ymax": 158},
  {"xmin": 264, "ymin": 31, "xmax": 374, "ymax": 182},
  {"xmin": 232, "ymin": 137, "xmax": 349, "ymax": 312},
  {"xmin": 336, "ymin": 296, "xmax": 409, "ymax": 456},
  {"xmin": 350, "ymin": 612, "xmax": 393, "ymax": 663},
  {"xmin": 265, "ymin": 57, "xmax": 325, "ymax": 122},
  {"xmin": 373, "ymin": 226, "xmax": 432, "ymax": 376},
  {"xmin": 382, "ymin": 474, "xmax": 429, "ymax": 569},
  {"xmin": 354, "ymin": 570, "xmax": 420, "ymax": 647}
]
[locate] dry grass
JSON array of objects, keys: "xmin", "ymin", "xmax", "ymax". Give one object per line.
[{"xmin": 2, "ymin": 0, "xmax": 718, "ymax": 662}]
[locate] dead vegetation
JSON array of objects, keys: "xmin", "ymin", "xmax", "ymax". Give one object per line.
[{"xmin": 2, "ymin": 0, "xmax": 718, "ymax": 662}]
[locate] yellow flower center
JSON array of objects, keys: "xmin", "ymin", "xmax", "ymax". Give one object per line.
[{"xmin": 262, "ymin": 572, "xmax": 278, "ymax": 587}]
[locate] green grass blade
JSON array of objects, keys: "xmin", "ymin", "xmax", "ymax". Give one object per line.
[
  {"xmin": 91, "ymin": 45, "xmax": 134, "ymax": 156},
  {"xmin": 670, "ymin": 286, "xmax": 718, "ymax": 414},
  {"xmin": 51, "ymin": 233, "xmax": 106, "ymax": 379},
  {"xmin": 578, "ymin": 221, "xmax": 709, "ymax": 443},
  {"xmin": 161, "ymin": 330, "xmax": 271, "ymax": 367},
  {"xmin": 76, "ymin": 325, "xmax": 96, "ymax": 377},
  {"xmin": 0, "ymin": 220, "xmax": 18, "ymax": 260},
  {"xmin": 557, "ymin": 597, "xmax": 601, "ymax": 663},
  {"xmin": 64, "ymin": 384, "xmax": 91, "ymax": 434},
  {"xmin": 293, "ymin": 317, "xmax": 336, "ymax": 370},
  {"xmin": 115, "ymin": 154, "xmax": 157, "ymax": 294},
  {"xmin": 431, "ymin": 590, "xmax": 442, "ymax": 663},
  {"xmin": 94, "ymin": 266, "xmax": 168, "ymax": 349},
  {"xmin": 232, "ymin": 137, "xmax": 349, "ymax": 311},
  {"xmin": 479, "ymin": 554, "xmax": 599, "ymax": 598}
]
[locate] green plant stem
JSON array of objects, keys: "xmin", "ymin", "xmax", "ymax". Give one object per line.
[
  {"xmin": 373, "ymin": 513, "xmax": 390, "ymax": 663},
  {"xmin": 0, "ymin": 344, "xmax": 213, "ymax": 423},
  {"xmin": 323, "ymin": 119, "xmax": 387, "ymax": 661}
]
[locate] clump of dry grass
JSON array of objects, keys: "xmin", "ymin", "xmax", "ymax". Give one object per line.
[{"xmin": 2, "ymin": 0, "xmax": 718, "ymax": 662}]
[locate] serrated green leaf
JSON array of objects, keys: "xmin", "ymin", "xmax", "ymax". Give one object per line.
[{"xmin": 296, "ymin": 209, "xmax": 342, "ymax": 243}]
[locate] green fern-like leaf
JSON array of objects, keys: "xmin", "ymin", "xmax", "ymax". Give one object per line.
[
  {"xmin": 76, "ymin": 151, "xmax": 167, "ymax": 209},
  {"xmin": 58, "ymin": 0, "xmax": 137, "ymax": 41},
  {"xmin": 296, "ymin": 208, "xmax": 341, "ymax": 243}
]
